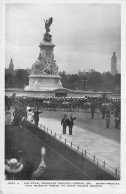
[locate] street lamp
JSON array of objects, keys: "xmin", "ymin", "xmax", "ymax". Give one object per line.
[{"xmin": 82, "ymin": 76, "xmax": 87, "ymax": 91}]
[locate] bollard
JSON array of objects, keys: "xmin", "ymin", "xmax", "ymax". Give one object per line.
[
  {"xmin": 71, "ymin": 142, "xmax": 72, "ymax": 147},
  {"xmin": 94, "ymin": 155, "xmax": 95, "ymax": 161},
  {"xmin": 103, "ymin": 161, "xmax": 105, "ymax": 167},
  {"xmin": 85, "ymin": 149, "xmax": 86, "ymax": 155}
]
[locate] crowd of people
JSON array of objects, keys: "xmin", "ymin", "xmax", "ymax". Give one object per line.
[
  {"xmin": 5, "ymin": 94, "xmax": 120, "ymax": 111},
  {"xmin": 5, "ymin": 147, "xmax": 46, "ymax": 180},
  {"xmin": 5, "ymin": 93, "xmax": 121, "ymax": 129},
  {"xmin": 5, "ymin": 105, "xmax": 42, "ymax": 127},
  {"xmin": 5, "ymin": 94, "xmax": 121, "ymax": 180}
]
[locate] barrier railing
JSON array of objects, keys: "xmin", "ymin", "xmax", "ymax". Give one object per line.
[
  {"xmin": 37, "ymin": 124, "xmax": 120, "ymax": 179},
  {"xmin": 22, "ymin": 118, "xmax": 120, "ymax": 180}
]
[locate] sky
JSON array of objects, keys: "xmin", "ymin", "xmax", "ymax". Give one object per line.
[{"xmin": 5, "ymin": 3, "xmax": 121, "ymax": 74}]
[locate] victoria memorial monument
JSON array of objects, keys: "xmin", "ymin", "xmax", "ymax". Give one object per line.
[
  {"xmin": 25, "ymin": 17, "xmax": 63, "ymax": 91},
  {"xmin": 6, "ymin": 17, "xmax": 117, "ymax": 98}
]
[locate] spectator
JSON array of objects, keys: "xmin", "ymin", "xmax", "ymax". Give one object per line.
[
  {"xmin": 32, "ymin": 147, "xmax": 46, "ymax": 180},
  {"xmin": 5, "ymin": 106, "xmax": 11, "ymax": 125},
  {"xmin": 34, "ymin": 108, "xmax": 42, "ymax": 126},
  {"xmin": 91, "ymin": 104, "xmax": 95, "ymax": 119},
  {"xmin": 21, "ymin": 161, "xmax": 34, "ymax": 180},
  {"xmin": 27, "ymin": 108, "xmax": 34, "ymax": 123},
  {"xmin": 101, "ymin": 105, "xmax": 106, "ymax": 119},
  {"xmin": 13, "ymin": 107, "xmax": 20, "ymax": 126},
  {"xmin": 105, "ymin": 109, "xmax": 111, "ymax": 128}
]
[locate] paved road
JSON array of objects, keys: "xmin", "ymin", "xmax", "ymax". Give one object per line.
[
  {"xmin": 39, "ymin": 117, "xmax": 120, "ymax": 173},
  {"xmin": 9, "ymin": 109, "xmax": 120, "ymax": 173}
]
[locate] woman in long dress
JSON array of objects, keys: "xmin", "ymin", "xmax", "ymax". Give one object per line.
[
  {"xmin": 5, "ymin": 106, "xmax": 11, "ymax": 125},
  {"xmin": 27, "ymin": 109, "xmax": 34, "ymax": 123}
]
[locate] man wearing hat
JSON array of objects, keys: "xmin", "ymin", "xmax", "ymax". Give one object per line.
[
  {"xmin": 67, "ymin": 114, "xmax": 76, "ymax": 135},
  {"xmin": 61, "ymin": 114, "xmax": 68, "ymax": 134},
  {"xmin": 105, "ymin": 109, "xmax": 111, "ymax": 128},
  {"xmin": 34, "ymin": 108, "xmax": 42, "ymax": 126},
  {"xmin": 90, "ymin": 102, "xmax": 95, "ymax": 119}
]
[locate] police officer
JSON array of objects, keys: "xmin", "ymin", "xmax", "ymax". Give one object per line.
[
  {"xmin": 101, "ymin": 105, "xmax": 106, "ymax": 119},
  {"xmin": 114, "ymin": 105, "xmax": 120, "ymax": 129},
  {"xmin": 61, "ymin": 114, "xmax": 68, "ymax": 134},
  {"xmin": 91, "ymin": 104, "xmax": 95, "ymax": 119},
  {"xmin": 105, "ymin": 109, "xmax": 111, "ymax": 128}
]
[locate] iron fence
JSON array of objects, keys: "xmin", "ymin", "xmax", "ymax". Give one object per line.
[
  {"xmin": 22, "ymin": 118, "xmax": 120, "ymax": 180},
  {"xmin": 37, "ymin": 124, "xmax": 120, "ymax": 179}
]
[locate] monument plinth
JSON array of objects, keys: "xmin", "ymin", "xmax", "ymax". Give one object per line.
[{"xmin": 25, "ymin": 17, "xmax": 63, "ymax": 91}]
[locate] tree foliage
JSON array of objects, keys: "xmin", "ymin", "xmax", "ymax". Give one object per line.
[
  {"xmin": 59, "ymin": 71, "xmax": 121, "ymax": 93},
  {"xmin": 5, "ymin": 68, "xmax": 121, "ymax": 93},
  {"xmin": 5, "ymin": 69, "xmax": 29, "ymax": 88}
]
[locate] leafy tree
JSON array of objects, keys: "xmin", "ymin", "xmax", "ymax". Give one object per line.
[
  {"xmin": 5, "ymin": 67, "xmax": 121, "ymax": 93},
  {"xmin": 14, "ymin": 69, "xmax": 29, "ymax": 88},
  {"xmin": 5, "ymin": 69, "xmax": 14, "ymax": 88}
]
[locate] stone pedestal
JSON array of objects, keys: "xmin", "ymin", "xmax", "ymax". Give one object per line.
[{"xmin": 25, "ymin": 74, "xmax": 62, "ymax": 91}]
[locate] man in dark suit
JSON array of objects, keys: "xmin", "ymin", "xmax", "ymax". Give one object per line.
[
  {"xmin": 34, "ymin": 108, "xmax": 42, "ymax": 126},
  {"xmin": 61, "ymin": 114, "xmax": 68, "ymax": 134},
  {"xmin": 106, "ymin": 109, "xmax": 111, "ymax": 128},
  {"xmin": 67, "ymin": 114, "xmax": 76, "ymax": 135},
  {"xmin": 91, "ymin": 104, "xmax": 95, "ymax": 119}
]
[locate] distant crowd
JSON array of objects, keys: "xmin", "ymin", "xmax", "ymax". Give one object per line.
[
  {"xmin": 5, "ymin": 94, "xmax": 120, "ymax": 111},
  {"xmin": 5, "ymin": 93, "xmax": 120, "ymax": 129}
]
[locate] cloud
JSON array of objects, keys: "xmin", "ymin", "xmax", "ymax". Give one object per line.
[{"xmin": 5, "ymin": 3, "xmax": 121, "ymax": 73}]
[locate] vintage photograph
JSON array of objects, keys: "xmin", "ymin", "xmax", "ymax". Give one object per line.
[{"xmin": 5, "ymin": 3, "xmax": 121, "ymax": 181}]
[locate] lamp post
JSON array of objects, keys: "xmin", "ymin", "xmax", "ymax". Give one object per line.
[{"xmin": 82, "ymin": 76, "xmax": 87, "ymax": 91}]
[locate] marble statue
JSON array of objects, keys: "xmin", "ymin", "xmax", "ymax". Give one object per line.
[
  {"xmin": 44, "ymin": 17, "xmax": 53, "ymax": 33},
  {"xmin": 43, "ymin": 17, "xmax": 53, "ymax": 42},
  {"xmin": 32, "ymin": 56, "xmax": 58, "ymax": 76},
  {"xmin": 24, "ymin": 17, "xmax": 63, "ymax": 91}
]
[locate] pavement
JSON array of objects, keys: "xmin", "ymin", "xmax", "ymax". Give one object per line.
[
  {"xmin": 39, "ymin": 117, "xmax": 120, "ymax": 173},
  {"xmin": 9, "ymin": 109, "xmax": 120, "ymax": 174}
]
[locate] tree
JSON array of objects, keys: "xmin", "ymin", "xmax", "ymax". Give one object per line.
[
  {"xmin": 5, "ymin": 69, "xmax": 14, "ymax": 88},
  {"xmin": 14, "ymin": 69, "xmax": 29, "ymax": 88}
]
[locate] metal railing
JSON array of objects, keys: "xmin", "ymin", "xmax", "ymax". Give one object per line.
[{"xmin": 37, "ymin": 124, "xmax": 120, "ymax": 179}]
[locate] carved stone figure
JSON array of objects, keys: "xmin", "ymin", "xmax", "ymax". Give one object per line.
[
  {"xmin": 31, "ymin": 57, "xmax": 47, "ymax": 74},
  {"xmin": 44, "ymin": 17, "xmax": 53, "ymax": 33},
  {"xmin": 42, "ymin": 58, "xmax": 58, "ymax": 75},
  {"xmin": 43, "ymin": 33, "xmax": 52, "ymax": 42},
  {"xmin": 25, "ymin": 17, "xmax": 63, "ymax": 91}
]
